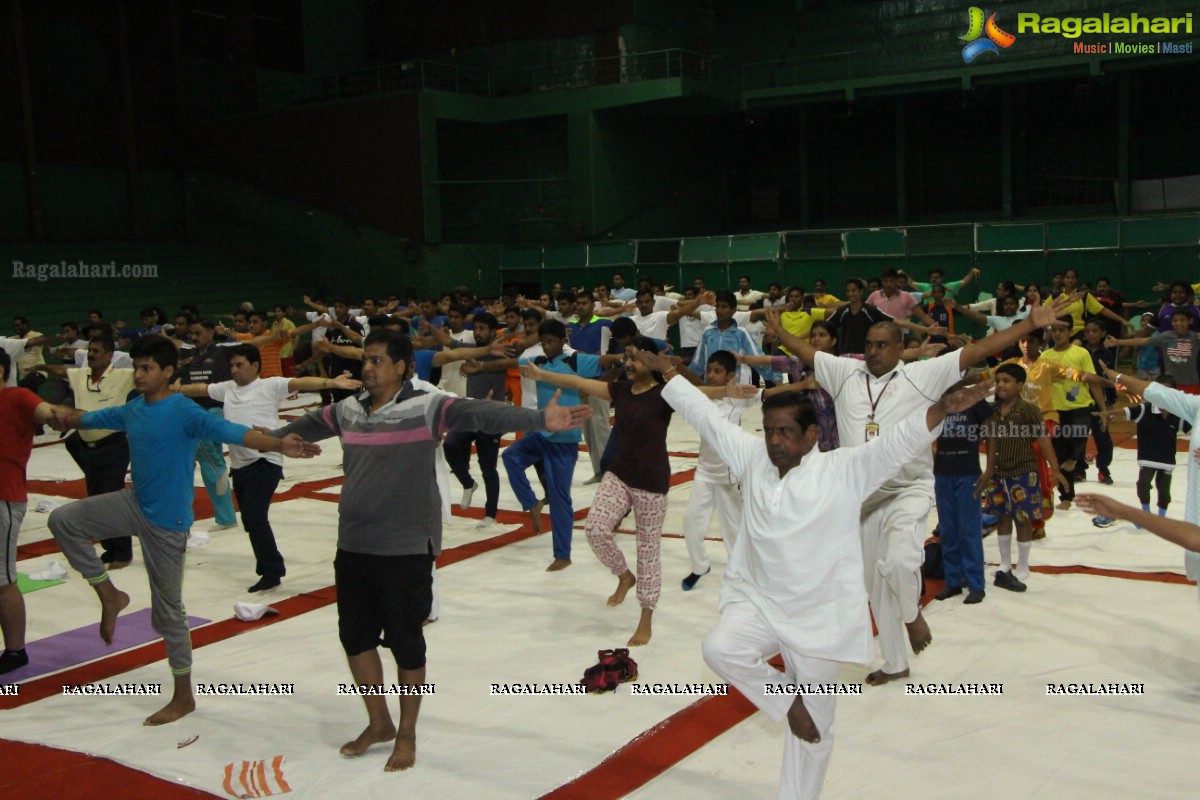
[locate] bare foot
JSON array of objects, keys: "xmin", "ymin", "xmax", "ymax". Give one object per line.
[
  {"xmin": 786, "ymin": 696, "xmax": 820, "ymax": 743},
  {"xmin": 529, "ymin": 500, "xmax": 545, "ymax": 533},
  {"xmin": 1056, "ymin": 500, "xmax": 1072, "ymax": 511},
  {"xmin": 546, "ymin": 558, "xmax": 571, "ymax": 572},
  {"xmin": 384, "ymin": 733, "xmax": 416, "ymax": 772},
  {"xmin": 144, "ymin": 696, "xmax": 196, "ymax": 726},
  {"xmin": 106, "ymin": 560, "xmax": 131, "ymax": 571},
  {"xmin": 340, "ymin": 722, "xmax": 398, "ymax": 757},
  {"xmin": 627, "ymin": 608, "xmax": 653, "ymax": 646},
  {"xmin": 906, "ymin": 612, "xmax": 932, "ymax": 654},
  {"xmin": 865, "ymin": 668, "xmax": 910, "ymax": 686},
  {"xmin": 607, "ymin": 571, "xmax": 636, "ymax": 606},
  {"xmin": 99, "ymin": 589, "xmax": 131, "ymax": 645}
]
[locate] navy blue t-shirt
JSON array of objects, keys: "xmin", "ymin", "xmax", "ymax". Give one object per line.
[{"xmin": 934, "ymin": 399, "xmax": 992, "ymax": 476}]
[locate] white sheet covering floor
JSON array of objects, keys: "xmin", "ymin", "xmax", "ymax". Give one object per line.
[{"xmin": 3, "ymin": 400, "xmax": 1197, "ymax": 799}]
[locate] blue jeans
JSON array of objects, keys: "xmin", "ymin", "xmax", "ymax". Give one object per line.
[
  {"xmin": 934, "ymin": 473, "xmax": 985, "ymax": 593},
  {"xmin": 503, "ymin": 434, "xmax": 577, "ymax": 559}
]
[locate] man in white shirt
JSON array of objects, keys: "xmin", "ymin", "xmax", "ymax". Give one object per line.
[
  {"xmin": 677, "ymin": 286, "xmax": 714, "ymax": 364},
  {"xmin": 735, "ymin": 276, "xmax": 764, "ymax": 311},
  {"xmin": 436, "ymin": 306, "xmax": 475, "ymax": 397},
  {"xmin": 769, "ymin": 296, "xmax": 1065, "ymax": 686},
  {"xmin": 631, "ymin": 289, "xmax": 703, "ymax": 342},
  {"xmin": 638, "ymin": 347, "xmax": 993, "ymax": 800},
  {"xmin": 177, "ymin": 343, "xmax": 361, "ymax": 591}
]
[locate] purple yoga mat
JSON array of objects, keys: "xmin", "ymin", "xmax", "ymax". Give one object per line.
[{"xmin": 0, "ymin": 608, "xmax": 210, "ymax": 684}]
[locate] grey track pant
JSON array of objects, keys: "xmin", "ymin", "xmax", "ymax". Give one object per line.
[{"xmin": 48, "ymin": 489, "xmax": 193, "ymax": 675}]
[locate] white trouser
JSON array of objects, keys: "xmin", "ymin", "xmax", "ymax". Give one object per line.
[
  {"xmin": 583, "ymin": 395, "xmax": 612, "ymax": 473},
  {"xmin": 860, "ymin": 490, "xmax": 931, "ymax": 675},
  {"xmin": 702, "ymin": 601, "xmax": 841, "ymax": 800},
  {"xmin": 682, "ymin": 479, "xmax": 743, "ymax": 574}
]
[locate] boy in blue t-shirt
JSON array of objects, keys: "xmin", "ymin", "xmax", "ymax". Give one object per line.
[
  {"xmin": 47, "ymin": 335, "xmax": 317, "ymax": 726},
  {"xmin": 933, "ymin": 383, "xmax": 991, "ymax": 605},
  {"xmin": 506, "ymin": 319, "xmax": 613, "ymax": 571}
]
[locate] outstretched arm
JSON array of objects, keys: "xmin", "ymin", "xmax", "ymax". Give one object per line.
[
  {"xmin": 519, "ymin": 362, "xmax": 612, "ymax": 401},
  {"xmin": 288, "ymin": 373, "xmax": 362, "ymax": 393},
  {"xmin": 30, "ymin": 363, "xmax": 70, "ymax": 379},
  {"xmin": 1106, "ymin": 334, "xmax": 1151, "ymax": 347},
  {"xmin": 1097, "ymin": 360, "xmax": 1152, "ymax": 399},
  {"xmin": 958, "ymin": 295, "xmax": 1069, "ymax": 369},
  {"xmin": 947, "ymin": 299, "xmax": 988, "ymax": 327},
  {"xmin": 1076, "ymin": 495, "xmax": 1200, "ymax": 550},
  {"xmin": 666, "ymin": 291, "xmax": 712, "ymax": 326}
]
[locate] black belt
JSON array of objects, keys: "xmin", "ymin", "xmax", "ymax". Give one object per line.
[{"xmin": 83, "ymin": 432, "xmax": 126, "ymax": 449}]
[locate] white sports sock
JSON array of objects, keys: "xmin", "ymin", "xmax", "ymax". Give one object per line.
[
  {"xmin": 1015, "ymin": 541, "xmax": 1032, "ymax": 581},
  {"xmin": 997, "ymin": 534, "xmax": 1013, "ymax": 572},
  {"xmin": 993, "ymin": 534, "xmax": 1012, "ymax": 573}
]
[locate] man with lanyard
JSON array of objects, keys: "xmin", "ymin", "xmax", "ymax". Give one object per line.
[
  {"xmin": 179, "ymin": 319, "xmax": 239, "ymax": 533},
  {"xmin": 769, "ymin": 296, "xmax": 1066, "ymax": 686},
  {"xmin": 568, "ymin": 293, "xmax": 615, "ymax": 483}
]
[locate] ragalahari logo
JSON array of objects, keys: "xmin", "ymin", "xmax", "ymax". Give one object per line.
[{"xmin": 960, "ymin": 7, "xmax": 1016, "ymax": 63}]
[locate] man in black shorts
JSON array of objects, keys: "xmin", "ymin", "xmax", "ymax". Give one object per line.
[{"xmin": 273, "ymin": 330, "xmax": 589, "ymax": 772}]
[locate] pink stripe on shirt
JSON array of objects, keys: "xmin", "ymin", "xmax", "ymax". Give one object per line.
[{"xmin": 341, "ymin": 428, "xmax": 434, "ymax": 446}]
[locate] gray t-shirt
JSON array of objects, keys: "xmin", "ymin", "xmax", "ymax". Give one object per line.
[
  {"xmin": 465, "ymin": 355, "xmax": 508, "ymax": 401},
  {"xmin": 1150, "ymin": 331, "xmax": 1200, "ymax": 385}
]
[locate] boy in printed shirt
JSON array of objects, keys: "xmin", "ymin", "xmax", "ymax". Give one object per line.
[{"xmin": 976, "ymin": 364, "xmax": 1068, "ymax": 592}]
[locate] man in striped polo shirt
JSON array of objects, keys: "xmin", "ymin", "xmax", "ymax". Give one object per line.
[{"xmin": 273, "ymin": 329, "xmax": 589, "ymax": 773}]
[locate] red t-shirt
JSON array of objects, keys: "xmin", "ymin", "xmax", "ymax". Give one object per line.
[
  {"xmin": 608, "ymin": 381, "xmax": 674, "ymax": 494},
  {"xmin": 0, "ymin": 387, "xmax": 43, "ymax": 502}
]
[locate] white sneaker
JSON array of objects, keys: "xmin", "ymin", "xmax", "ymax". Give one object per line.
[
  {"xmin": 475, "ymin": 516, "xmax": 498, "ymax": 531},
  {"xmin": 459, "ymin": 483, "xmax": 477, "ymax": 511}
]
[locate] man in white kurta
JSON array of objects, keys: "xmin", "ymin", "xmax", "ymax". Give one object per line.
[
  {"xmin": 649, "ymin": 351, "xmax": 992, "ymax": 799},
  {"xmin": 769, "ymin": 299, "xmax": 1064, "ymax": 683}
]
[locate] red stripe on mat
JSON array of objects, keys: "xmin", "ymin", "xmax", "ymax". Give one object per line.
[
  {"xmin": 0, "ymin": 742, "xmax": 213, "ymax": 798},
  {"xmin": 538, "ymin": 692, "xmax": 760, "ymax": 800}
]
